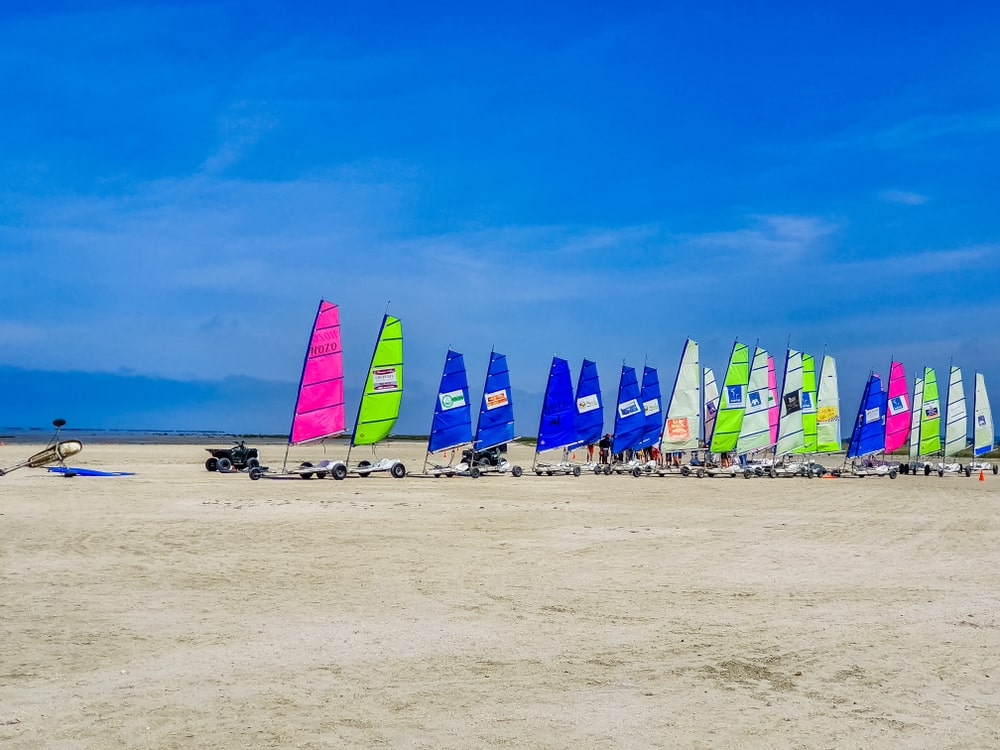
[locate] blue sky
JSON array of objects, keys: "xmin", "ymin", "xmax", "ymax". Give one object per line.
[{"xmin": 2, "ymin": 1, "xmax": 999, "ymax": 437}]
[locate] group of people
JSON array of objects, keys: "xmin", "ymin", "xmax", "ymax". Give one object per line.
[{"xmin": 583, "ymin": 434, "xmax": 720, "ymax": 469}]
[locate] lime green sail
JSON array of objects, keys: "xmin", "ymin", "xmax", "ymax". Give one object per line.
[
  {"xmin": 791, "ymin": 353, "xmax": 817, "ymax": 453},
  {"xmin": 918, "ymin": 366, "xmax": 941, "ymax": 456},
  {"xmin": 708, "ymin": 341, "xmax": 750, "ymax": 453},
  {"xmin": 351, "ymin": 315, "xmax": 403, "ymax": 446}
]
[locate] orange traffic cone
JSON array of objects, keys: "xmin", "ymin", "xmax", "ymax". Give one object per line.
[{"xmin": 980, "ymin": 469, "xmax": 985, "ymax": 481}]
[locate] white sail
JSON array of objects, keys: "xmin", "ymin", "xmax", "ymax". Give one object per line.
[
  {"xmin": 974, "ymin": 373, "xmax": 994, "ymax": 456},
  {"xmin": 703, "ymin": 366, "xmax": 719, "ymax": 445},
  {"xmin": 661, "ymin": 339, "xmax": 701, "ymax": 451},
  {"xmin": 736, "ymin": 346, "xmax": 772, "ymax": 454},
  {"xmin": 775, "ymin": 349, "xmax": 806, "ymax": 456},
  {"xmin": 908, "ymin": 376, "xmax": 924, "ymax": 459},
  {"xmin": 944, "ymin": 366, "xmax": 966, "ymax": 458},
  {"xmin": 815, "ymin": 354, "xmax": 841, "ymax": 453}
]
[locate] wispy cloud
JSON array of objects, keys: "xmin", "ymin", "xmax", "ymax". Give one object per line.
[
  {"xmin": 684, "ymin": 214, "xmax": 838, "ymax": 261},
  {"xmin": 200, "ymin": 102, "xmax": 278, "ymax": 175},
  {"xmin": 878, "ymin": 189, "xmax": 928, "ymax": 205}
]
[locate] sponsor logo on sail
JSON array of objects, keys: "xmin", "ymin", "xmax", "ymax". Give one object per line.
[
  {"xmin": 643, "ymin": 399, "xmax": 660, "ymax": 416},
  {"xmin": 485, "ymin": 390, "xmax": 509, "ymax": 410},
  {"xmin": 817, "ymin": 406, "xmax": 839, "ymax": 423},
  {"xmin": 924, "ymin": 401, "xmax": 939, "ymax": 419},
  {"xmin": 726, "ymin": 385, "xmax": 744, "ymax": 406},
  {"xmin": 800, "ymin": 391, "xmax": 814, "ymax": 411},
  {"xmin": 887, "ymin": 395, "xmax": 908, "ymax": 416},
  {"xmin": 577, "ymin": 394, "xmax": 600, "ymax": 413},
  {"xmin": 439, "ymin": 389, "xmax": 466, "ymax": 411},
  {"xmin": 618, "ymin": 399, "xmax": 641, "ymax": 419},
  {"xmin": 864, "ymin": 406, "xmax": 881, "ymax": 424},
  {"xmin": 784, "ymin": 391, "xmax": 801, "ymax": 413},
  {"xmin": 666, "ymin": 418, "xmax": 690, "ymax": 441},
  {"xmin": 372, "ymin": 367, "xmax": 399, "ymax": 391}
]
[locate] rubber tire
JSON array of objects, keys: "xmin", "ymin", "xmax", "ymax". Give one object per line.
[
  {"xmin": 391, "ymin": 462, "xmax": 406, "ymax": 479},
  {"xmin": 205, "ymin": 457, "xmax": 218, "ymax": 472},
  {"xmin": 594, "ymin": 466, "xmax": 603, "ymax": 475},
  {"xmin": 478, "ymin": 457, "xmax": 491, "ymax": 468},
  {"xmin": 938, "ymin": 469, "xmax": 944, "ymax": 477},
  {"xmin": 469, "ymin": 466, "xmax": 481, "ymax": 479},
  {"xmin": 249, "ymin": 467, "xmax": 262, "ymax": 481},
  {"xmin": 572, "ymin": 466, "xmax": 581, "ymax": 477},
  {"xmin": 217, "ymin": 457, "xmax": 233, "ymax": 473},
  {"xmin": 632, "ymin": 466, "xmax": 642, "ymax": 477},
  {"xmin": 603, "ymin": 464, "xmax": 612, "ymax": 475},
  {"xmin": 965, "ymin": 466, "xmax": 972, "ymax": 477},
  {"xmin": 511, "ymin": 465, "xmax": 523, "ymax": 478},
  {"xmin": 315, "ymin": 472, "xmax": 328, "ymax": 479},
  {"xmin": 681, "ymin": 465, "xmax": 690, "ymax": 476},
  {"xmin": 696, "ymin": 468, "xmax": 705, "ymax": 478},
  {"xmin": 994, "ymin": 465, "xmax": 998, "ymax": 475},
  {"xmin": 332, "ymin": 463, "xmax": 348, "ymax": 480},
  {"xmin": 889, "ymin": 470, "xmax": 897, "ymax": 479},
  {"xmin": 246, "ymin": 457, "xmax": 261, "ymax": 469},
  {"xmin": 924, "ymin": 465, "xmax": 931, "ymax": 476},
  {"xmin": 743, "ymin": 469, "xmax": 752, "ymax": 479},
  {"xmin": 358, "ymin": 460, "xmax": 372, "ymax": 477}
]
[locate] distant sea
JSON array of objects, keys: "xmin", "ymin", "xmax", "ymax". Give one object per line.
[
  {"xmin": 0, "ymin": 427, "xmax": 431, "ymax": 445},
  {"xmin": 0, "ymin": 426, "xmax": 293, "ymax": 445}
]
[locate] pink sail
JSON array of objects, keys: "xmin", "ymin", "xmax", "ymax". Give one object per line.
[
  {"xmin": 884, "ymin": 360, "xmax": 910, "ymax": 454},
  {"xmin": 768, "ymin": 354, "xmax": 779, "ymax": 446},
  {"xmin": 289, "ymin": 300, "xmax": 346, "ymax": 444}
]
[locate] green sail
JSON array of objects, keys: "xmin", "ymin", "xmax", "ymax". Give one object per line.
[
  {"xmin": 709, "ymin": 341, "xmax": 750, "ymax": 453},
  {"xmin": 792, "ymin": 353, "xmax": 817, "ymax": 453},
  {"xmin": 351, "ymin": 315, "xmax": 403, "ymax": 446},
  {"xmin": 918, "ymin": 367, "xmax": 941, "ymax": 456}
]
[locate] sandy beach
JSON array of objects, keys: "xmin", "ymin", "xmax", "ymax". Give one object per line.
[{"xmin": 2, "ymin": 439, "xmax": 999, "ymax": 748}]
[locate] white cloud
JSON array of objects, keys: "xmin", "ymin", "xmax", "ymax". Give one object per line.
[{"xmin": 878, "ymin": 189, "xmax": 929, "ymax": 205}]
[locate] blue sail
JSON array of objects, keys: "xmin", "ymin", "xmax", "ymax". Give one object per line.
[
  {"xmin": 846, "ymin": 372, "xmax": 887, "ymax": 458},
  {"xmin": 427, "ymin": 349, "xmax": 473, "ymax": 454},
  {"xmin": 634, "ymin": 365, "xmax": 662, "ymax": 451},
  {"xmin": 474, "ymin": 351, "xmax": 516, "ymax": 451},
  {"xmin": 612, "ymin": 365, "xmax": 645, "ymax": 455},
  {"xmin": 536, "ymin": 357, "xmax": 577, "ymax": 452},
  {"xmin": 570, "ymin": 358, "xmax": 604, "ymax": 449}
]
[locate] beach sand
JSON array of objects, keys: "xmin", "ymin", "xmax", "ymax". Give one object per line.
[{"xmin": 2, "ymin": 439, "xmax": 999, "ymax": 748}]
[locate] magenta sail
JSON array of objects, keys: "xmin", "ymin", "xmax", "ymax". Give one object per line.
[
  {"xmin": 289, "ymin": 300, "xmax": 346, "ymax": 444},
  {"xmin": 884, "ymin": 361, "xmax": 910, "ymax": 454}
]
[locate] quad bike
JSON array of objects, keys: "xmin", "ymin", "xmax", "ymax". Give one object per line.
[{"xmin": 205, "ymin": 440, "xmax": 261, "ymax": 473}]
